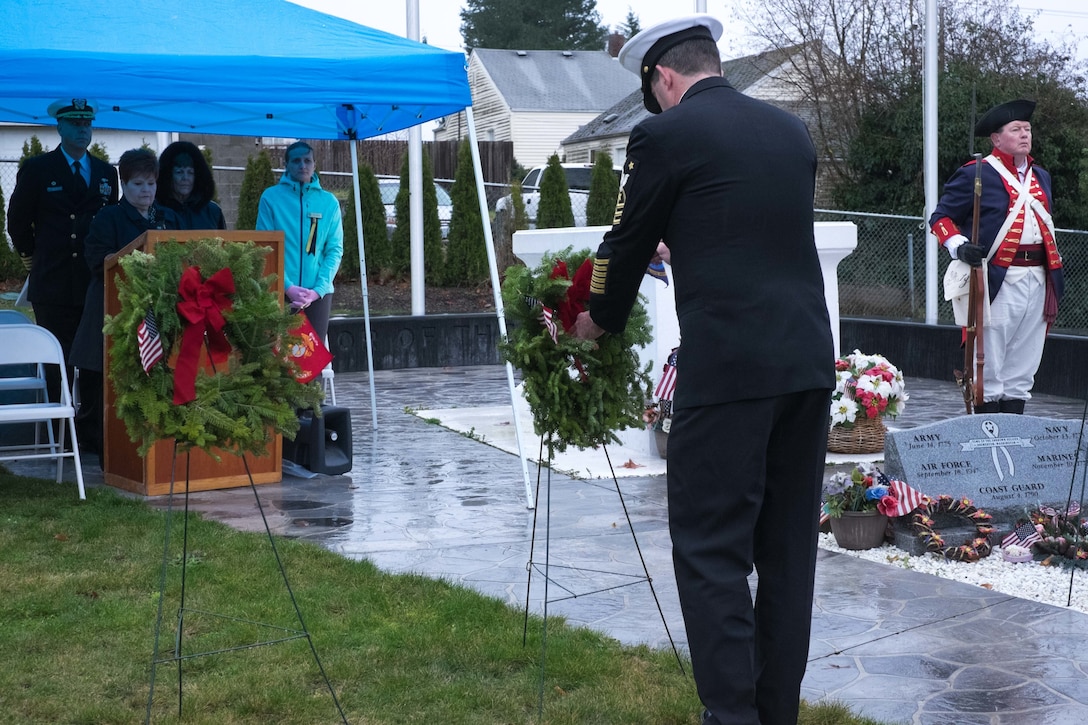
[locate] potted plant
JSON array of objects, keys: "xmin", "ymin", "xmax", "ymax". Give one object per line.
[
  {"xmin": 644, "ymin": 347, "xmax": 677, "ymax": 459},
  {"xmin": 828, "ymin": 350, "xmax": 908, "ymax": 453},
  {"xmin": 823, "ymin": 463, "xmax": 898, "ymax": 549}
]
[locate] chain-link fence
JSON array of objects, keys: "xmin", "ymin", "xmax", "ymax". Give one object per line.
[
  {"xmin": 7, "ymin": 156, "xmax": 1087, "ymax": 334},
  {"xmin": 818, "ymin": 209, "xmax": 1088, "ymax": 334}
]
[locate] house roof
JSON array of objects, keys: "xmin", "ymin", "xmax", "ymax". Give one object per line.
[
  {"xmin": 472, "ymin": 48, "xmax": 638, "ymax": 113},
  {"xmin": 564, "ymin": 44, "xmax": 807, "ymax": 144}
]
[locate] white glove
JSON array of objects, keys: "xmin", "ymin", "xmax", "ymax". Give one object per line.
[{"xmin": 944, "ymin": 235, "xmax": 968, "ymax": 260}]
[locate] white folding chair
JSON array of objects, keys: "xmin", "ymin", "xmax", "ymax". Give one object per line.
[
  {"xmin": 0, "ymin": 310, "xmax": 49, "ymax": 449},
  {"xmin": 0, "ymin": 324, "xmax": 85, "ymax": 499},
  {"xmin": 0, "ymin": 311, "xmax": 47, "ymax": 397}
]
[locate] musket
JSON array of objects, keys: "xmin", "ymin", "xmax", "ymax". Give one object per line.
[{"xmin": 963, "ymin": 153, "xmax": 986, "ymax": 412}]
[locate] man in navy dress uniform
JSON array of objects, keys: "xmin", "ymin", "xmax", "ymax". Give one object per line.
[
  {"xmin": 572, "ymin": 14, "xmax": 834, "ymax": 724},
  {"xmin": 8, "ymin": 98, "xmax": 119, "ymax": 411},
  {"xmin": 930, "ymin": 99, "xmax": 1062, "ymax": 413}
]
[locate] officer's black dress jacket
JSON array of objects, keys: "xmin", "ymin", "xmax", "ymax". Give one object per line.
[
  {"xmin": 589, "ymin": 76, "xmax": 834, "ymax": 409},
  {"xmin": 70, "ymin": 199, "xmax": 178, "ymax": 372},
  {"xmin": 7, "ymin": 147, "xmax": 119, "ymax": 306}
]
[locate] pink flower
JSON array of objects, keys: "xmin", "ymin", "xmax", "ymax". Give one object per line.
[{"xmin": 877, "ymin": 495, "xmax": 899, "ymax": 516}]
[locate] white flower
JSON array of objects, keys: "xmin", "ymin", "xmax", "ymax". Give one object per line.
[
  {"xmin": 830, "ymin": 399, "xmax": 857, "ymax": 426},
  {"xmin": 856, "ymin": 373, "xmax": 892, "ymax": 399}
]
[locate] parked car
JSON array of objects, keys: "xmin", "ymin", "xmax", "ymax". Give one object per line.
[
  {"xmin": 378, "ymin": 179, "xmax": 452, "ymax": 238},
  {"xmin": 494, "ymin": 162, "xmax": 621, "ymax": 229}
]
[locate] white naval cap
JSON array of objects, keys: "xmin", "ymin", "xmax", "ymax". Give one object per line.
[
  {"xmin": 48, "ymin": 98, "xmax": 98, "ymax": 121},
  {"xmin": 617, "ymin": 14, "xmax": 723, "ymax": 114}
]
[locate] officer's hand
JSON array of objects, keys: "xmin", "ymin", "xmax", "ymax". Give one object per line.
[
  {"xmin": 572, "ymin": 311, "xmax": 605, "ymax": 341},
  {"xmin": 19, "ymin": 254, "xmax": 33, "ymax": 272},
  {"xmin": 957, "ymin": 243, "xmax": 985, "ymax": 267}
]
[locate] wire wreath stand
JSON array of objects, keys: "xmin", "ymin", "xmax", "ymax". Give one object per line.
[
  {"xmin": 521, "ymin": 429, "xmax": 685, "ymax": 719},
  {"xmin": 143, "ymin": 340, "xmax": 347, "ymax": 723}
]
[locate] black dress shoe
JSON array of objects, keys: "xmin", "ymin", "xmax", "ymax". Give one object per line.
[{"xmin": 999, "ymin": 399, "xmax": 1026, "ymax": 414}]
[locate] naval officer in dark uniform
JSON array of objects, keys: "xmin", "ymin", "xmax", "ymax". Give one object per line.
[
  {"xmin": 7, "ymin": 98, "xmax": 119, "ymax": 410},
  {"xmin": 572, "ymin": 15, "xmax": 835, "ymax": 724}
]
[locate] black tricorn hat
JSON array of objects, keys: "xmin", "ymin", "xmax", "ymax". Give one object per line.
[{"xmin": 975, "ymin": 99, "xmax": 1035, "ymax": 137}]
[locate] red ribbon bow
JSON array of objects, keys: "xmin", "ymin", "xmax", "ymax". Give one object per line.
[
  {"xmin": 173, "ymin": 266, "xmax": 235, "ymax": 405},
  {"xmin": 551, "ymin": 258, "xmax": 593, "ymax": 333}
]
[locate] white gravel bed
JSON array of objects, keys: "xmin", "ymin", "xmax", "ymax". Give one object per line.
[{"xmin": 818, "ymin": 533, "xmax": 1088, "ymax": 615}]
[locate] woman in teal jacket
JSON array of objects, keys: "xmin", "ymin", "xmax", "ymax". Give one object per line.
[{"xmin": 256, "ymin": 141, "xmax": 344, "ymax": 341}]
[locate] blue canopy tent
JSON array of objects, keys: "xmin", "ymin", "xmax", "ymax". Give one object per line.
[
  {"xmin": 0, "ymin": 0, "xmax": 534, "ymax": 505},
  {"xmin": 0, "ymin": 0, "xmax": 467, "ymax": 139}
]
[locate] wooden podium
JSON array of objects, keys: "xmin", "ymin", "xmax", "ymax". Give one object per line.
[{"xmin": 102, "ymin": 230, "xmax": 286, "ymax": 496}]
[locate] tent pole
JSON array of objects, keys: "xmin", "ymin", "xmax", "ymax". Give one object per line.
[
  {"xmin": 350, "ymin": 142, "xmax": 379, "ymax": 429},
  {"xmin": 465, "ymin": 106, "xmax": 535, "ymax": 510}
]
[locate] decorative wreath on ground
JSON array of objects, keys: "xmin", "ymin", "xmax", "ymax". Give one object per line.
[
  {"xmin": 1030, "ymin": 504, "xmax": 1088, "ymax": 569},
  {"xmin": 910, "ymin": 495, "xmax": 995, "ymax": 562},
  {"xmin": 499, "ymin": 247, "xmax": 652, "ymax": 452},
  {"xmin": 105, "ymin": 238, "xmax": 322, "ymax": 456}
]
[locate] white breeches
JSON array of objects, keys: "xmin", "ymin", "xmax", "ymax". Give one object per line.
[{"xmin": 982, "ymin": 266, "xmax": 1047, "ymax": 402}]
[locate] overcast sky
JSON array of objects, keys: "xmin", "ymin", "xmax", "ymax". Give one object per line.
[{"xmin": 292, "ymin": 0, "xmax": 1087, "ymax": 60}]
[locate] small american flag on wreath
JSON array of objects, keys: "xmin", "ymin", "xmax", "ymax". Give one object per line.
[
  {"xmin": 1001, "ymin": 521, "xmax": 1042, "ymax": 550},
  {"xmin": 137, "ymin": 307, "xmax": 164, "ymax": 374}
]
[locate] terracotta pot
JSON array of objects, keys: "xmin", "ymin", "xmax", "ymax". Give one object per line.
[{"xmin": 830, "ymin": 510, "xmax": 888, "ymax": 550}]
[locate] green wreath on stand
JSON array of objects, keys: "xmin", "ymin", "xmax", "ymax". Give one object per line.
[
  {"xmin": 499, "ymin": 247, "xmax": 653, "ymax": 453},
  {"xmin": 105, "ymin": 238, "xmax": 322, "ymax": 457}
]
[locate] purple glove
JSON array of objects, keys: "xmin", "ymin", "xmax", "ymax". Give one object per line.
[{"xmin": 286, "ymin": 285, "xmax": 318, "ymax": 310}]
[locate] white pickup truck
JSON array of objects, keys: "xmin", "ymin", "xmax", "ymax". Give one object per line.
[{"xmin": 495, "ymin": 163, "xmax": 620, "ymax": 228}]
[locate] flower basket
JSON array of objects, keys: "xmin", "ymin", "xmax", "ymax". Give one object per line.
[
  {"xmin": 828, "ymin": 350, "xmax": 905, "ymax": 453},
  {"xmin": 830, "ymin": 510, "xmax": 889, "ymax": 550},
  {"xmin": 828, "ymin": 415, "xmax": 886, "ymax": 454}
]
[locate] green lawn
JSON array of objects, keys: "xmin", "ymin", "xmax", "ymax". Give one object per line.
[{"xmin": 0, "ymin": 470, "xmax": 885, "ymax": 724}]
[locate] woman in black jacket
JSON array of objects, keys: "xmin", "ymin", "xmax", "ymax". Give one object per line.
[
  {"xmin": 156, "ymin": 140, "xmax": 226, "ymax": 230},
  {"xmin": 71, "ymin": 148, "xmax": 178, "ymax": 457}
]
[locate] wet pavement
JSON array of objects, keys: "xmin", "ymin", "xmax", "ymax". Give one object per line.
[{"xmin": 10, "ymin": 366, "xmax": 1088, "ymax": 725}]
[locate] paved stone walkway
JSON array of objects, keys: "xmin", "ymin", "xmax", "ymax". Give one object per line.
[{"xmin": 11, "ymin": 366, "xmax": 1088, "ymax": 724}]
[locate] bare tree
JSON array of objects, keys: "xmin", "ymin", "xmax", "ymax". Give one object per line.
[{"xmin": 733, "ymin": 0, "xmax": 1084, "ymax": 187}]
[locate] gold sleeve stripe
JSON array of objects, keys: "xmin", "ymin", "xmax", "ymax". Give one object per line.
[
  {"xmin": 590, "ymin": 257, "xmax": 609, "ymax": 295},
  {"xmin": 612, "ymin": 189, "xmax": 625, "ymax": 226}
]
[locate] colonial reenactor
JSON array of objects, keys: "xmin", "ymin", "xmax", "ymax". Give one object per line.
[
  {"xmin": 7, "ymin": 98, "xmax": 119, "ymax": 415},
  {"xmin": 930, "ymin": 99, "xmax": 1062, "ymax": 414},
  {"xmin": 571, "ymin": 14, "xmax": 834, "ymax": 725}
]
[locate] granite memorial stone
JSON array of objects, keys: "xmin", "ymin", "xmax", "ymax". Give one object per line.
[{"xmin": 885, "ymin": 413, "xmax": 1086, "ymax": 527}]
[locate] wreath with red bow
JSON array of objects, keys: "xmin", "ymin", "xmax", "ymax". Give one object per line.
[
  {"xmin": 499, "ymin": 247, "xmax": 652, "ymax": 452},
  {"xmin": 105, "ymin": 239, "xmax": 321, "ymax": 456}
]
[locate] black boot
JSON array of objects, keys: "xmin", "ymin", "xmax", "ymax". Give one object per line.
[
  {"xmin": 974, "ymin": 401, "xmax": 1001, "ymax": 414},
  {"xmin": 999, "ymin": 399, "xmax": 1026, "ymax": 414}
]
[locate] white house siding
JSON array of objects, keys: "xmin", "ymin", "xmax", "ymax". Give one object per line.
[
  {"xmin": 510, "ymin": 112, "xmax": 601, "ymax": 168},
  {"xmin": 562, "ymin": 136, "xmax": 628, "ymax": 165},
  {"xmin": 433, "ymin": 107, "xmax": 512, "ymax": 145},
  {"xmin": 744, "ymin": 68, "xmax": 805, "ymax": 103},
  {"xmin": 433, "ymin": 54, "xmax": 511, "ymax": 145}
]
